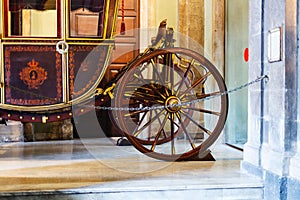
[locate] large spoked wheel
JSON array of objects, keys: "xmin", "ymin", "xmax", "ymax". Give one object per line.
[{"xmin": 113, "ymin": 47, "xmax": 228, "ymax": 161}]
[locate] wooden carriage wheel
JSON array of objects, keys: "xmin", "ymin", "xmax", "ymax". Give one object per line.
[{"xmin": 113, "ymin": 47, "xmax": 228, "ymax": 161}]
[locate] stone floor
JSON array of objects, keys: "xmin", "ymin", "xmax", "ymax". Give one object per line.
[{"xmin": 0, "ymin": 138, "xmax": 264, "ymax": 200}]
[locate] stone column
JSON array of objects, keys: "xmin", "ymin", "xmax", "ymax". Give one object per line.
[
  {"xmin": 211, "ymin": 0, "xmax": 225, "ymax": 75},
  {"xmin": 241, "ymin": 0, "xmax": 264, "ymax": 175},
  {"xmin": 243, "ymin": 0, "xmax": 300, "ymax": 199},
  {"xmin": 178, "ymin": 0, "xmax": 224, "ymax": 70},
  {"xmin": 260, "ymin": 2, "xmax": 295, "ymax": 199},
  {"xmin": 287, "ymin": 0, "xmax": 300, "ymax": 198},
  {"xmin": 178, "ymin": 0, "xmax": 205, "ymax": 48}
]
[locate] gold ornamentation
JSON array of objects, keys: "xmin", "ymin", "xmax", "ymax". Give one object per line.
[
  {"xmin": 103, "ymin": 83, "xmax": 116, "ymax": 99},
  {"xmin": 19, "ymin": 59, "xmax": 48, "ymax": 90},
  {"xmin": 95, "ymin": 84, "xmax": 115, "ymax": 99}
]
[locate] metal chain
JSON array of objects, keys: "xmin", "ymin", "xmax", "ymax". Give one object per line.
[
  {"xmin": 92, "ymin": 75, "xmax": 269, "ymax": 111},
  {"xmin": 7, "ymin": 74, "xmax": 268, "ymax": 112}
]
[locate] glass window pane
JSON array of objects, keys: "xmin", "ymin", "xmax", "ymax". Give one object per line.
[
  {"xmin": 69, "ymin": 0, "xmax": 105, "ymax": 38},
  {"xmin": 7, "ymin": 0, "xmax": 59, "ymax": 37}
]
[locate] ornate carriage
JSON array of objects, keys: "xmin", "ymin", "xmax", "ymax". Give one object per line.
[{"xmin": 0, "ymin": 0, "xmax": 228, "ymax": 161}]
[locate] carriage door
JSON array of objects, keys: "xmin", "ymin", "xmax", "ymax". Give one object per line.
[{"xmin": 225, "ymin": 0, "xmax": 249, "ymax": 148}]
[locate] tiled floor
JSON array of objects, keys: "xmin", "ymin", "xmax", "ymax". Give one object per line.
[{"xmin": 0, "ymin": 138, "xmax": 263, "ymax": 199}]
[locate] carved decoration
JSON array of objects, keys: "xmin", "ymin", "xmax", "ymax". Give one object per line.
[{"xmin": 19, "ymin": 59, "xmax": 48, "ymax": 90}]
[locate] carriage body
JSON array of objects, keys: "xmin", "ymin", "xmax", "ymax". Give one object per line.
[
  {"xmin": 0, "ymin": 0, "xmax": 229, "ymax": 161},
  {"xmin": 0, "ymin": 0, "xmax": 118, "ymax": 122}
]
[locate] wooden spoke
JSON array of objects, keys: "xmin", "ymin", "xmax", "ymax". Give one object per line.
[
  {"xmin": 183, "ymin": 107, "xmax": 221, "ymax": 116},
  {"xmin": 168, "ymin": 53, "xmax": 175, "ymax": 93},
  {"xmin": 133, "ymin": 110, "xmax": 165, "ymax": 137},
  {"xmin": 129, "ymin": 111, "xmax": 149, "ymax": 138},
  {"xmin": 150, "ymin": 58, "xmax": 165, "ymax": 85},
  {"xmin": 170, "ymin": 113, "xmax": 176, "ymax": 155},
  {"xmin": 133, "ymin": 91, "xmax": 164, "ymax": 104},
  {"xmin": 133, "ymin": 72, "xmax": 167, "ymax": 100},
  {"xmin": 151, "ymin": 113, "xmax": 170, "ymax": 151},
  {"xmin": 196, "ymin": 91, "xmax": 221, "ymax": 99},
  {"xmin": 180, "ymin": 110, "xmax": 212, "ymax": 136},
  {"xmin": 179, "ymin": 71, "xmax": 211, "ymax": 99},
  {"xmin": 175, "ymin": 112, "xmax": 196, "ymax": 149},
  {"xmin": 124, "ymin": 109, "xmax": 148, "ymax": 117},
  {"xmin": 154, "ymin": 109, "xmax": 168, "ymax": 139},
  {"xmin": 147, "ymin": 110, "xmax": 153, "ymax": 141},
  {"xmin": 176, "ymin": 59, "xmax": 194, "ymax": 95}
]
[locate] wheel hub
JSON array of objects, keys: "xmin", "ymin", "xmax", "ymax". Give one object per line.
[{"xmin": 165, "ymin": 96, "xmax": 182, "ymax": 113}]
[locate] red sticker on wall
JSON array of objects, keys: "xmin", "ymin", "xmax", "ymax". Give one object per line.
[{"xmin": 244, "ymin": 48, "xmax": 249, "ymax": 62}]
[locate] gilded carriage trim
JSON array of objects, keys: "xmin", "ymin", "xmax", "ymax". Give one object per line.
[
  {"xmin": 105, "ymin": 0, "xmax": 119, "ymax": 38},
  {"xmin": 109, "ymin": 0, "xmax": 120, "ymax": 38},
  {"xmin": 71, "ymin": 65, "xmax": 102, "ymax": 97},
  {"xmin": 19, "ymin": 59, "xmax": 48, "ymax": 90},
  {"xmin": 102, "ymin": 0, "xmax": 110, "ymax": 38}
]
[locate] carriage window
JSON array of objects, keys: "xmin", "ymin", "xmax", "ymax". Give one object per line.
[
  {"xmin": 5, "ymin": 0, "xmax": 59, "ymax": 37},
  {"xmin": 69, "ymin": 0, "xmax": 105, "ymax": 38}
]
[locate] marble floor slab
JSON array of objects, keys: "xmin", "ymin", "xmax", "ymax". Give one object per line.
[{"xmin": 0, "ymin": 138, "xmax": 263, "ymax": 199}]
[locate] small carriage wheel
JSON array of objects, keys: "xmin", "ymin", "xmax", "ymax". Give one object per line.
[{"xmin": 113, "ymin": 47, "xmax": 228, "ymax": 161}]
